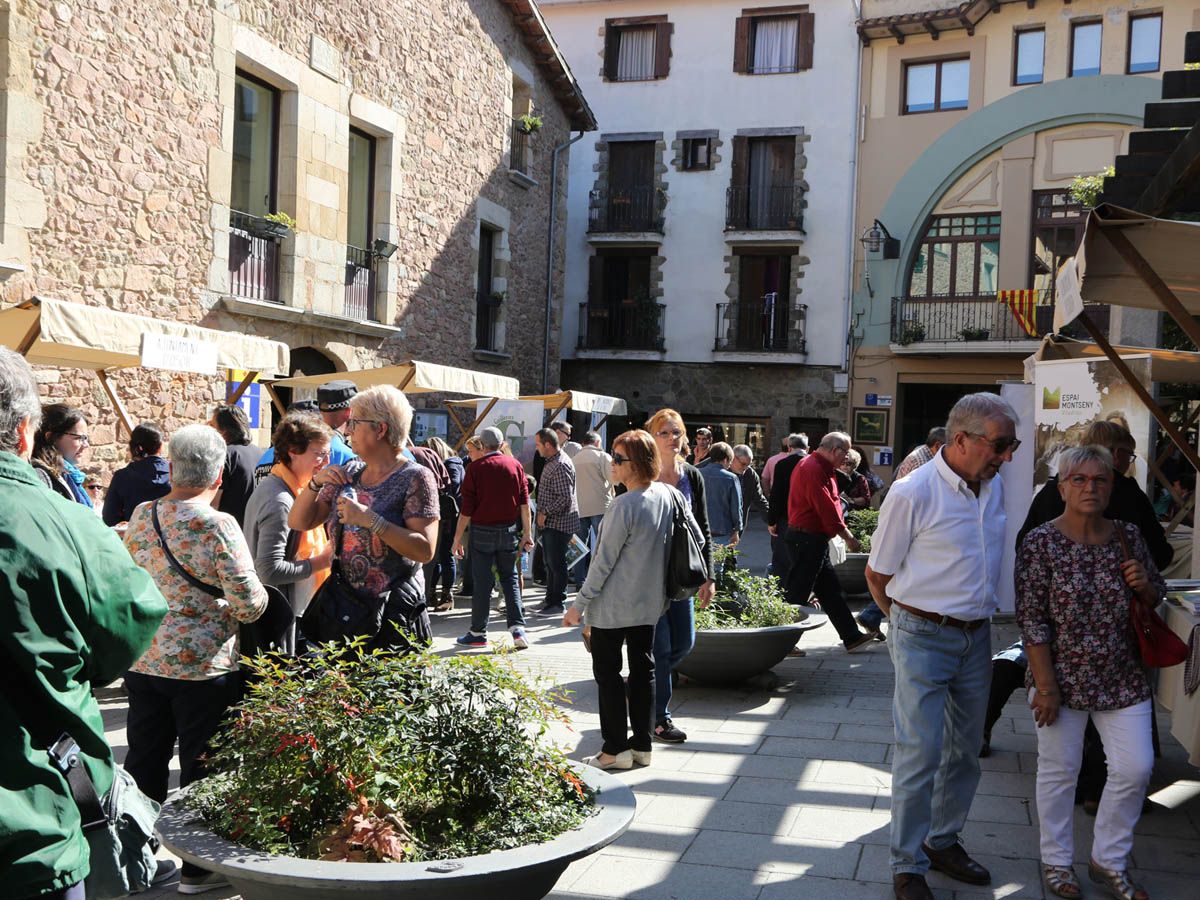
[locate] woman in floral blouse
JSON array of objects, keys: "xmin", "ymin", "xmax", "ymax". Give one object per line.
[
  {"xmin": 290, "ymin": 385, "xmax": 439, "ymax": 651},
  {"xmin": 123, "ymin": 424, "xmax": 267, "ymax": 893},
  {"xmin": 1016, "ymin": 446, "xmax": 1164, "ymax": 900}
]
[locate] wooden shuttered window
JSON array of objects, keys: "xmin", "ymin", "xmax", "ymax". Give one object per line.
[
  {"xmin": 603, "ymin": 17, "xmax": 672, "ymax": 82},
  {"xmin": 734, "ymin": 7, "xmax": 814, "ymax": 74},
  {"xmin": 654, "ymin": 22, "xmax": 672, "ymax": 78},
  {"xmin": 603, "ymin": 22, "xmax": 621, "ymax": 81},
  {"xmin": 797, "ymin": 11, "xmax": 814, "ymax": 70},
  {"xmin": 588, "ymin": 254, "xmax": 605, "ymax": 305},
  {"xmin": 733, "ymin": 17, "xmax": 751, "ymax": 73},
  {"xmin": 730, "ymin": 135, "xmax": 750, "ymax": 189}
]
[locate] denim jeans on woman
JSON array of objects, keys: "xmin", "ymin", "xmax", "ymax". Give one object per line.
[
  {"xmin": 468, "ymin": 523, "xmax": 525, "ymax": 635},
  {"xmin": 887, "ymin": 605, "xmax": 991, "ymax": 876},
  {"xmin": 653, "ymin": 597, "xmax": 695, "ymax": 722}
]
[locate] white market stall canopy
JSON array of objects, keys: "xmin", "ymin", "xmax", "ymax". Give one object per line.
[
  {"xmin": 1025, "ymin": 334, "xmax": 1200, "ymax": 386},
  {"xmin": 520, "ymin": 390, "xmax": 628, "ymax": 418},
  {"xmin": 266, "ymin": 360, "xmax": 519, "ymax": 399},
  {"xmin": 0, "ymin": 296, "xmax": 290, "ymax": 435}
]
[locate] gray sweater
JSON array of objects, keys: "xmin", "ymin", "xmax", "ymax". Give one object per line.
[
  {"xmin": 572, "ymin": 481, "xmax": 674, "ymax": 629},
  {"xmin": 243, "ymin": 474, "xmax": 313, "ymax": 592}
]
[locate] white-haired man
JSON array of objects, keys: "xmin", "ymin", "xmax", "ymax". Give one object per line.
[{"xmin": 866, "ymin": 393, "xmax": 1019, "ymax": 900}]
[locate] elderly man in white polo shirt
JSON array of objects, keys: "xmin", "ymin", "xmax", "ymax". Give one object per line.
[{"xmin": 865, "ymin": 393, "xmax": 1020, "ymax": 900}]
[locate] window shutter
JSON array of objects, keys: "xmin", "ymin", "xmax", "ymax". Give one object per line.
[
  {"xmin": 731, "ymin": 135, "xmax": 749, "ymax": 189},
  {"xmin": 733, "ymin": 17, "xmax": 751, "ymax": 73},
  {"xmin": 588, "ymin": 254, "xmax": 605, "ymax": 305},
  {"xmin": 603, "ymin": 23, "xmax": 620, "ymax": 80},
  {"xmin": 654, "ymin": 23, "xmax": 672, "ymax": 78},
  {"xmin": 797, "ymin": 12, "xmax": 814, "ymax": 70}
]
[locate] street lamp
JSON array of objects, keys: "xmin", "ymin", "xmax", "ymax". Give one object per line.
[
  {"xmin": 860, "ymin": 219, "xmax": 900, "ymax": 259},
  {"xmin": 372, "ymin": 239, "xmax": 399, "ymax": 260}
]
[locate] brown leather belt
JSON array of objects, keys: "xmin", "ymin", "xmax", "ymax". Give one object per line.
[{"xmin": 893, "ymin": 601, "xmax": 987, "ymax": 632}]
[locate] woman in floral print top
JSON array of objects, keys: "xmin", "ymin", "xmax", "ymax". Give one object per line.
[{"xmin": 1015, "ymin": 445, "xmax": 1163, "ymax": 900}]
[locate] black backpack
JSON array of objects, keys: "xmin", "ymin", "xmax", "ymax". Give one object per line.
[{"xmin": 665, "ymin": 486, "xmax": 709, "ymax": 601}]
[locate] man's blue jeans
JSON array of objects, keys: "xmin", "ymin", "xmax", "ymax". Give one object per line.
[
  {"xmin": 858, "ymin": 601, "xmax": 886, "ymax": 631},
  {"xmin": 653, "ymin": 597, "xmax": 695, "ymax": 722},
  {"xmin": 541, "ymin": 526, "xmax": 571, "ymax": 607},
  {"xmin": 571, "ymin": 514, "xmax": 604, "ymax": 585},
  {"xmin": 468, "ymin": 523, "xmax": 525, "ymax": 634},
  {"xmin": 888, "ymin": 605, "xmax": 992, "ymax": 875}
]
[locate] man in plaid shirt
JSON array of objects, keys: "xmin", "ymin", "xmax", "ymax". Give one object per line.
[{"xmin": 533, "ymin": 427, "xmax": 580, "ymax": 618}]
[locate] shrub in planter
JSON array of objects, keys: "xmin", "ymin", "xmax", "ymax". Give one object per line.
[
  {"xmin": 184, "ymin": 645, "xmax": 594, "ymax": 863},
  {"xmin": 845, "ymin": 508, "xmax": 880, "ymax": 553}
]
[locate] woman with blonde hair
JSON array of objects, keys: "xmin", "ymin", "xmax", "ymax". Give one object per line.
[
  {"xmin": 564, "ymin": 430, "xmax": 679, "ymax": 769},
  {"xmin": 644, "ymin": 408, "xmax": 714, "ymax": 744},
  {"xmin": 290, "ymin": 385, "xmax": 440, "ymax": 650}
]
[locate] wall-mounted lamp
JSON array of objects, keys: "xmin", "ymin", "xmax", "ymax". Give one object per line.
[
  {"xmin": 859, "ymin": 219, "xmax": 900, "ymax": 260},
  {"xmin": 372, "ymin": 239, "xmax": 399, "ymax": 260}
]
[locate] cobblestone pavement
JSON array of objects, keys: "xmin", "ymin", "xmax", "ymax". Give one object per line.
[{"xmin": 108, "ymin": 521, "xmax": 1200, "ymax": 899}]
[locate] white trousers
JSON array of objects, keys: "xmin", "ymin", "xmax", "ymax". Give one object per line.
[{"xmin": 1033, "ymin": 697, "xmax": 1153, "ymax": 869}]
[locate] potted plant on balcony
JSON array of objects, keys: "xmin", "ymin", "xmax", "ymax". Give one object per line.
[
  {"xmin": 260, "ymin": 211, "xmax": 298, "ymax": 240},
  {"xmin": 674, "ymin": 547, "xmax": 827, "ymax": 686},
  {"xmin": 833, "ymin": 508, "xmax": 879, "ymax": 598},
  {"xmin": 517, "ymin": 113, "xmax": 543, "ymax": 134},
  {"xmin": 897, "ymin": 321, "xmax": 926, "ymax": 345},
  {"xmin": 155, "ymin": 645, "xmax": 634, "ymax": 900},
  {"xmin": 960, "ymin": 326, "xmax": 990, "ymax": 341}
]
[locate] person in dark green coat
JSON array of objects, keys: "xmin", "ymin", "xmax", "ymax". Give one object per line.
[{"xmin": 0, "ymin": 347, "xmax": 168, "ymax": 899}]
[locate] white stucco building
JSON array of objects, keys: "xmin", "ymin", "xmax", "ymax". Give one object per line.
[{"xmin": 541, "ymin": 0, "xmax": 861, "ymax": 452}]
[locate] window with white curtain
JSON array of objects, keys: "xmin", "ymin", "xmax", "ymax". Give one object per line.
[
  {"xmin": 616, "ymin": 26, "xmax": 657, "ymax": 81},
  {"xmin": 751, "ymin": 16, "xmax": 799, "ymax": 74}
]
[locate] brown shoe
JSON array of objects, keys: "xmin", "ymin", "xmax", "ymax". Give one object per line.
[
  {"xmin": 922, "ymin": 841, "xmax": 991, "ymax": 885},
  {"xmin": 893, "ymin": 873, "xmax": 934, "ymax": 900}
]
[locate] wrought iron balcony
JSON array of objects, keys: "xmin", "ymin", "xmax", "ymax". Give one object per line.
[
  {"xmin": 891, "ymin": 295, "xmax": 1111, "ymax": 345},
  {"xmin": 577, "ymin": 302, "xmax": 665, "ymax": 351},
  {"xmin": 344, "ymin": 245, "xmax": 377, "ymax": 322},
  {"xmin": 587, "ymin": 186, "xmax": 665, "ymax": 234},
  {"xmin": 510, "ymin": 120, "xmax": 530, "ymax": 176},
  {"xmin": 725, "ymin": 184, "xmax": 804, "ymax": 231},
  {"xmin": 228, "ymin": 211, "xmax": 283, "ymax": 303},
  {"xmin": 715, "ymin": 294, "xmax": 806, "ymax": 352}
]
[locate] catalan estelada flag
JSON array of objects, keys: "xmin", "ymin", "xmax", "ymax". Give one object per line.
[{"xmin": 997, "ymin": 289, "xmax": 1039, "ymax": 337}]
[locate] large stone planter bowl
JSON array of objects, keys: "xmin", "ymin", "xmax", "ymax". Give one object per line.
[
  {"xmin": 674, "ymin": 614, "xmax": 828, "ymax": 686},
  {"xmin": 155, "ymin": 763, "xmax": 635, "ymax": 900},
  {"xmin": 834, "ymin": 552, "xmax": 870, "ymax": 597}
]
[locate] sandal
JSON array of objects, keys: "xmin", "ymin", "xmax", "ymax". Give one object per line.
[
  {"xmin": 1088, "ymin": 860, "xmax": 1149, "ymax": 900},
  {"xmin": 1042, "ymin": 864, "xmax": 1081, "ymax": 899}
]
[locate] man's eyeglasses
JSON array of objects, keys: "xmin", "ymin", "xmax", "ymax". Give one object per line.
[
  {"xmin": 59, "ymin": 432, "xmax": 90, "ymax": 444},
  {"xmin": 347, "ymin": 418, "xmax": 380, "ymax": 430},
  {"xmin": 611, "ymin": 453, "xmax": 630, "ymax": 465},
  {"xmin": 1065, "ymin": 474, "xmax": 1111, "ymax": 489},
  {"xmin": 967, "ymin": 433, "xmax": 1021, "ymax": 455}
]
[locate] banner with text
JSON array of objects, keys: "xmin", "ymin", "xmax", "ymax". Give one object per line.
[{"xmin": 476, "ymin": 399, "xmax": 544, "ymax": 474}]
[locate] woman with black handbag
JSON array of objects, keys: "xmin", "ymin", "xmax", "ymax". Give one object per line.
[
  {"xmin": 121, "ymin": 424, "xmax": 268, "ymax": 895},
  {"xmin": 290, "ymin": 385, "xmax": 440, "ymax": 652}
]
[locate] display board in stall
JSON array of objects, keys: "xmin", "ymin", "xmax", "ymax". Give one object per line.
[{"xmin": 474, "ymin": 399, "xmax": 545, "ymax": 473}]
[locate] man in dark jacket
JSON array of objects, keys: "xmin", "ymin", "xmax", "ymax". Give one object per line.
[
  {"xmin": 767, "ymin": 434, "xmax": 809, "ymax": 585},
  {"xmin": 0, "ymin": 347, "xmax": 169, "ymax": 900}
]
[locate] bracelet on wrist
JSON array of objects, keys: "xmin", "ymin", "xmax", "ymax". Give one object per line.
[
  {"xmin": 307, "ymin": 478, "xmax": 322, "ymax": 493},
  {"xmin": 1036, "ymin": 687, "xmax": 1058, "ymax": 697},
  {"xmin": 370, "ymin": 513, "xmax": 388, "ymax": 536}
]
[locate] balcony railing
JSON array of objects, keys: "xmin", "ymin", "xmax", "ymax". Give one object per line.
[
  {"xmin": 587, "ymin": 186, "xmax": 665, "ymax": 234},
  {"xmin": 476, "ymin": 295, "xmax": 502, "ymax": 352},
  {"xmin": 229, "ymin": 211, "xmax": 282, "ymax": 303},
  {"xmin": 891, "ymin": 294, "xmax": 1112, "ymax": 345},
  {"xmin": 725, "ymin": 184, "xmax": 804, "ymax": 231},
  {"xmin": 344, "ymin": 245, "xmax": 377, "ymax": 321},
  {"xmin": 578, "ymin": 302, "xmax": 665, "ymax": 351},
  {"xmin": 715, "ymin": 294, "xmax": 806, "ymax": 352},
  {"xmin": 510, "ymin": 120, "xmax": 530, "ymax": 176}
]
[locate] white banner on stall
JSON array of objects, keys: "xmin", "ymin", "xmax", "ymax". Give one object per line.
[
  {"xmin": 1032, "ymin": 354, "xmax": 1153, "ymax": 491},
  {"xmin": 476, "ymin": 399, "xmax": 545, "ymax": 474}
]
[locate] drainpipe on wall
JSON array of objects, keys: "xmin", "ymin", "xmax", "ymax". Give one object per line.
[
  {"xmin": 842, "ymin": 1, "xmax": 866, "ymax": 380},
  {"xmin": 544, "ymin": 130, "xmax": 586, "ymax": 394}
]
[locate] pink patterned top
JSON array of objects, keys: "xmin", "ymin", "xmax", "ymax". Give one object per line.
[
  {"xmin": 125, "ymin": 499, "xmax": 267, "ymax": 680},
  {"xmin": 1016, "ymin": 520, "xmax": 1165, "ymax": 711}
]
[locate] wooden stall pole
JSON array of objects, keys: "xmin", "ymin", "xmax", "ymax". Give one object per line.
[{"xmin": 95, "ymin": 370, "xmax": 135, "ymax": 439}]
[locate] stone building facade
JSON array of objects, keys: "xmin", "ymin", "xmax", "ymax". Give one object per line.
[{"xmin": 0, "ymin": 0, "xmax": 593, "ymax": 471}]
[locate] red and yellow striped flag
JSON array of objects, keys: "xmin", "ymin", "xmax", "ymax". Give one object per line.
[{"xmin": 997, "ymin": 289, "xmax": 1040, "ymax": 337}]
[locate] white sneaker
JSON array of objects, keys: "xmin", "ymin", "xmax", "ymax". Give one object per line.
[
  {"xmin": 178, "ymin": 871, "xmax": 231, "ymax": 895},
  {"xmin": 511, "ymin": 628, "xmax": 529, "ymax": 650}
]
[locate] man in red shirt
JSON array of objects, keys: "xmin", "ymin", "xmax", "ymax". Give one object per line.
[
  {"xmin": 786, "ymin": 431, "xmax": 875, "ymax": 653},
  {"xmin": 451, "ymin": 426, "xmax": 534, "ymax": 650}
]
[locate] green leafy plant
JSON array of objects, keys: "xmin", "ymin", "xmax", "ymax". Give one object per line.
[
  {"xmin": 898, "ymin": 322, "xmax": 926, "ymax": 345},
  {"xmin": 517, "ymin": 113, "xmax": 543, "ymax": 134},
  {"xmin": 1068, "ymin": 166, "xmax": 1113, "ymax": 208},
  {"xmin": 960, "ymin": 326, "xmax": 990, "ymax": 341},
  {"xmin": 695, "ymin": 552, "xmax": 801, "ymax": 630},
  {"xmin": 845, "ymin": 508, "xmax": 880, "ymax": 553},
  {"xmin": 185, "ymin": 645, "xmax": 593, "ymax": 862},
  {"xmin": 263, "ymin": 211, "xmax": 298, "ymax": 231}
]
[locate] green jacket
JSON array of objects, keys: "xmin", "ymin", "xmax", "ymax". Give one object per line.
[{"xmin": 0, "ymin": 452, "xmax": 167, "ymax": 898}]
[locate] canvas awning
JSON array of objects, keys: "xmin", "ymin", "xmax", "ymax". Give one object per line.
[
  {"xmin": 265, "ymin": 360, "xmax": 519, "ymax": 398},
  {"xmin": 1025, "ymin": 334, "xmax": 1200, "ymax": 386},
  {"xmin": 0, "ymin": 296, "xmax": 290, "ymax": 434},
  {"xmin": 443, "ymin": 389, "xmax": 627, "ymax": 451}
]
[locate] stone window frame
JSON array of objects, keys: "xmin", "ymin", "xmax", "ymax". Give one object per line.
[
  {"xmin": 590, "ymin": 132, "xmax": 669, "ymax": 232},
  {"xmin": 472, "ymin": 197, "xmax": 512, "ymax": 360},
  {"xmin": 728, "ymin": 127, "xmax": 810, "ymax": 229},
  {"xmin": 720, "ymin": 246, "xmax": 810, "ymax": 352},
  {"xmin": 508, "ymin": 58, "xmax": 537, "ymax": 186},
  {"xmin": 0, "ymin": 4, "xmax": 42, "ymax": 280},
  {"xmin": 601, "ymin": 15, "xmax": 674, "ymax": 83},
  {"xmin": 671, "ymin": 130, "xmax": 723, "ymax": 173}
]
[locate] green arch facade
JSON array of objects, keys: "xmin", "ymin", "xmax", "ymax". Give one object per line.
[{"xmin": 860, "ymin": 75, "xmax": 1160, "ymax": 346}]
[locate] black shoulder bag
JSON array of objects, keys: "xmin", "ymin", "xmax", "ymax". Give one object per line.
[
  {"xmin": 150, "ymin": 501, "xmax": 292, "ymax": 658},
  {"xmin": 665, "ymin": 486, "xmax": 709, "ymax": 601}
]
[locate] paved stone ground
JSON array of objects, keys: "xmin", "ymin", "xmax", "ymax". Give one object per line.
[{"xmin": 107, "ymin": 520, "xmax": 1200, "ymax": 899}]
